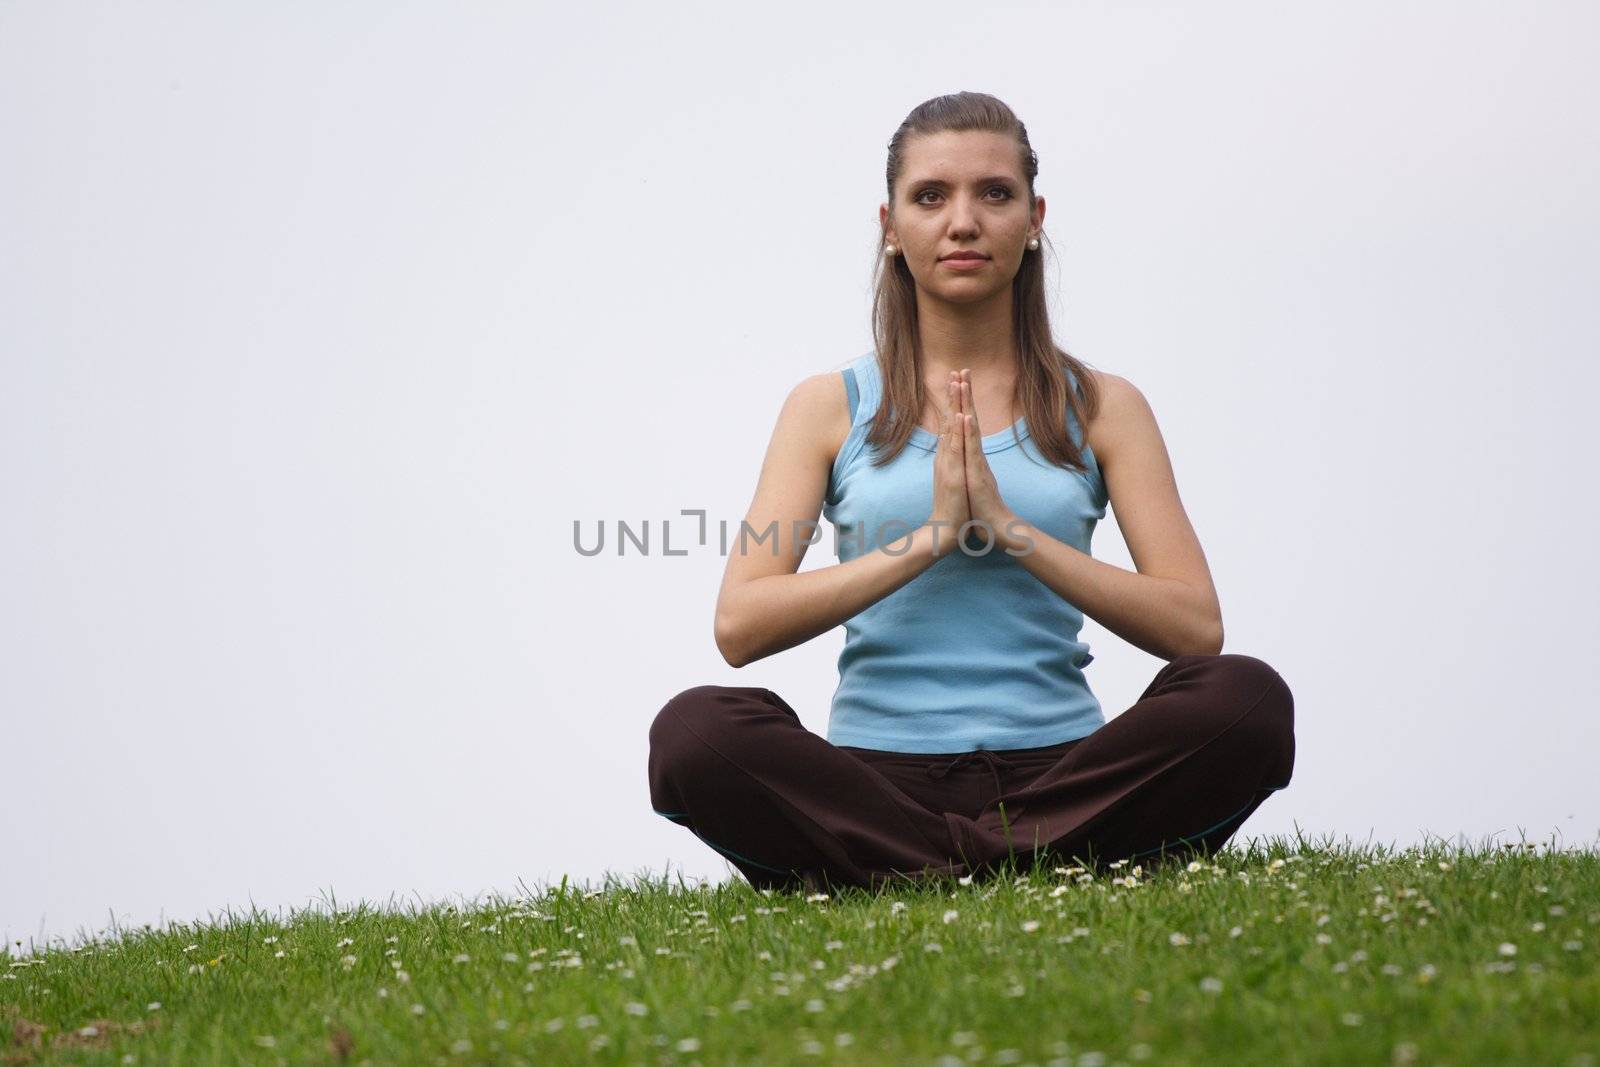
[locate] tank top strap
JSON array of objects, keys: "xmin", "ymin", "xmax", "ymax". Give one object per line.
[
  {"xmin": 1064, "ymin": 364, "xmax": 1088, "ymax": 446},
  {"xmin": 842, "ymin": 351, "xmax": 882, "ymax": 429}
]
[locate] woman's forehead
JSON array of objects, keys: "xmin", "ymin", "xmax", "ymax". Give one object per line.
[{"xmin": 901, "ymin": 130, "xmax": 1021, "ymax": 178}]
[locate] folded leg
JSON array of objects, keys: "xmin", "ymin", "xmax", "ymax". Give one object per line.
[
  {"xmin": 951, "ymin": 654, "xmax": 1296, "ymax": 876},
  {"xmin": 648, "ymin": 685, "xmax": 983, "ymax": 893}
]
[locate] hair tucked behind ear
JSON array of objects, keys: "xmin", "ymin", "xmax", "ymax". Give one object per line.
[{"xmin": 868, "ymin": 90, "xmax": 1100, "ymax": 472}]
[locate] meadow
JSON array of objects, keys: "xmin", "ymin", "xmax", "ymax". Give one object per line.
[{"xmin": 4, "ymin": 835, "xmax": 1597, "ymax": 1065}]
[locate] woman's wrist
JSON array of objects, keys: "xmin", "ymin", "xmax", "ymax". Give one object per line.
[
  {"xmin": 990, "ymin": 512, "xmax": 1025, "ymax": 555},
  {"xmin": 920, "ymin": 519, "xmax": 962, "ymax": 560}
]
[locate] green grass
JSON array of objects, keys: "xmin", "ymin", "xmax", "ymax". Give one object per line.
[{"xmin": 4, "ymin": 835, "xmax": 1598, "ymax": 1065}]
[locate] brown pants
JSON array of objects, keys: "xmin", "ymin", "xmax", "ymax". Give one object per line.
[{"xmin": 648, "ymin": 653, "xmax": 1294, "ymax": 894}]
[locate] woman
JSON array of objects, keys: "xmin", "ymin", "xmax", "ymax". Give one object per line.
[{"xmin": 648, "ymin": 92, "xmax": 1295, "ymax": 895}]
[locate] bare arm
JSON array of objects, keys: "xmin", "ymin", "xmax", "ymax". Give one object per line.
[
  {"xmin": 712, "ymin": 371, "xmax": 962, "ymax": 668},
  {"xmin": 1000, "ymin": 372, "xmax": 1224, "ymax": 661}
]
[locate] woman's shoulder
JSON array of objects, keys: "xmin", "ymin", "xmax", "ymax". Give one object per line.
[
  {"xmin": 777, "ymin": 365, "xmax": 855, "ymax": 470},
  {"xmin": 1075, "ymin": 366, "xmax": 1148, "ymax": 468}
]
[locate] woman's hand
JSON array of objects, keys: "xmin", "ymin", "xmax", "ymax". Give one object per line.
[
  {"xmin": 926, "ymin": 376, "xmax": 971, "ymax": 558},
  {"xmin": 954, "ymin": 369, "xmax": 1021, "ymax": 552}
]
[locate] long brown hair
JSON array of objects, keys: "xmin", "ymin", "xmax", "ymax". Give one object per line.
[{"xmin": 866, "ymin": 91, "xmax": 1100, "ymax": 472}]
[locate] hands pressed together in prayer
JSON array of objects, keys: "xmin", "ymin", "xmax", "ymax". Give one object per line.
[{"xmin": 927, "ymin": 369, "xmax": 1028, "ymax": 558}]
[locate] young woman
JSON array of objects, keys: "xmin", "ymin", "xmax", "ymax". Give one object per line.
[{"xmin": 648, "ymin": 92, "xmax": 1295, "ymax": 894}]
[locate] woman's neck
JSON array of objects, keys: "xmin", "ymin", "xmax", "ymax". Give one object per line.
[{"xmin": 914, "ymin": 291, "xmax": 1019, "ymax": 383}]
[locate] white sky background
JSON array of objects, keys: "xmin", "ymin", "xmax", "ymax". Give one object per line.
[{"xmin": 3, "ymin": 1, "xmax": 1597, "ymax": 950}]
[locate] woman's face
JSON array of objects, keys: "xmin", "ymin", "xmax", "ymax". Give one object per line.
[{"xmin": 880, "ymin": 129, "xmax": 1044, "ymax": 304}]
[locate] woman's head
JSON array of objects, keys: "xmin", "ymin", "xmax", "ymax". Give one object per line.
[
  {"xmin": 865, "ymin": 91, "xmax": 1098, "ymax": 474},
  {"xmin": 879, "ymin": 96, "xmax": 1044, "ymax": 306}
]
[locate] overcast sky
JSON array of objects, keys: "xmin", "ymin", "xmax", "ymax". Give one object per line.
[{"xmin": 4, "ymin": 1, "xmax": 1597, "ymax": 951}]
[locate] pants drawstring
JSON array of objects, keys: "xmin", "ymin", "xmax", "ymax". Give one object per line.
[{"xmin": 926, "ymin": 749, "xmax": 1017, "ymax": 802}]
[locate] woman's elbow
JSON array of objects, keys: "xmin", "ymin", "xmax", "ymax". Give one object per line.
[
  {"xmin": 717, "ymin": 639, "xmax": 751, "ymax": 670},
  {"xmin": 714, "ymin": 611, "xmax": 753, "ymax": 669},
  {"xmin": 1162, "ymin": 618, "xmax": 1223, "ymax": 660},
  {"xmin": 1187, "ymin": 618, "xmax": 1225, "ymax": 657}
]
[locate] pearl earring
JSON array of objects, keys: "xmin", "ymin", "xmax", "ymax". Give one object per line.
[
  {"xmin": 1027, "ymin": 237, "xmax": 1040, "ymax": 251},
  {"xmin": 885, "ymin": 245, "xmax": 897, "ymax": 256}
]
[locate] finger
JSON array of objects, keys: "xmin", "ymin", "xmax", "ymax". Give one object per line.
[
  {"xmin": 961, "ymin": 380, "xmax": 980, "ymax": 436},
  {"xmin": 945, "ymin": 382, "xmax": 961, "ymax": 458},
  {"xmin": 944, "ymin": 407, "xmax": 962, "ymax": 463}
]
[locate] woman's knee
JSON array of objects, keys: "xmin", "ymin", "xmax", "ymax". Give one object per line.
[
  {"xmin": 1205, "ymin": 652, "xmax": 1285, "ymax": 688},
  {"xmin": 649, "ymin": 686, "xmax": 729, "ymax": 803},
  {"xmin": 649, "ymin": 684, "xmax": 764, "ymax": 770},
  {"xmin": 650, "ymin": 685, "xmax": 724, "ymax": 750},
  {"xmin": 1177, "ymin": 654, "xmax": 1295, "ymax": 780},
  {"xmin": 1195, "ymin": 654, "xmax": 1290, "ymax": 710},
  {"xmin": 1172, "ymin": 653, "xmax": 1289, "ymax": 714},
  {"xmin": 1231, "ymin": 655, "xmax": 1292, "ymax": 724},
  {"xmin": 1217, "ymin": 655, "xmax": 1295, "ymax": 785}
]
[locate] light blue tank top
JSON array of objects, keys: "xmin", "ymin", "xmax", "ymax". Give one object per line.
[{"xmin": 821, "ymin": 350, "xmax": 1110, "ymax": 754}]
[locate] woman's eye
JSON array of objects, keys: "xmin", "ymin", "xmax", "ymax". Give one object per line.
[{"xmin": 915, "ymin": 187, "xmax": 1012, "ymax": 204}]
